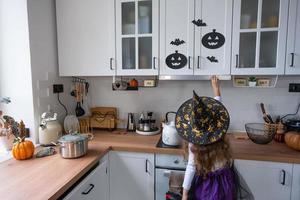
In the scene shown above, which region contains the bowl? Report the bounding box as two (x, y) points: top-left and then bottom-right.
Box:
(245, 123), (276, 144)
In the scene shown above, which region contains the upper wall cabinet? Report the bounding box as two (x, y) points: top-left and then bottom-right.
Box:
(115, 0), (159, 76)
(159, 0), (232, 76)
(231, 0), (289, 75)
(159, 0), (195, 76)
(286, 0), (300, 75)
(56, 0), (115, 76)
(194, 0), (233, 75)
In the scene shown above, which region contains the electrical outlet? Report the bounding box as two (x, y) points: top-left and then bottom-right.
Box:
(289, 83), (300, 92)
(53, 84), (64, 93)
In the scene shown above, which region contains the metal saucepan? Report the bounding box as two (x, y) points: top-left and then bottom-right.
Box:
(57, 133), (93, 159)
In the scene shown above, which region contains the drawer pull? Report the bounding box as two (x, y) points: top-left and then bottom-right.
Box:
(290, 53), (295, 67)
(110, 58), (114, 70)
(174, 159), (179, 164)
(82, 184), (95, 195)
(280, 170), (286, 185)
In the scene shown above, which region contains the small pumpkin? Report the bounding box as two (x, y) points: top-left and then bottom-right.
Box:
(284, 131), (300, 151)
(12, 137), (34, 160)
(129, 79), (138, 87)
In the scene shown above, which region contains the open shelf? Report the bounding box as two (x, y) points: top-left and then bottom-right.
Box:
(232, 75), (279, 88)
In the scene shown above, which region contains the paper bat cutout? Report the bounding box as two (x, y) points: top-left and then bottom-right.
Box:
(192, 19), (207, 27)
(207, 56), (218, 63)
(170, 38), (185, 46)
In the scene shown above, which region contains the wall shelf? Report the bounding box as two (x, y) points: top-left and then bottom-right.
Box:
(232, 75), (279, 88)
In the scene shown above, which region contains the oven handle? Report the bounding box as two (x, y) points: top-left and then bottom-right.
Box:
(163, 170), (171, 177)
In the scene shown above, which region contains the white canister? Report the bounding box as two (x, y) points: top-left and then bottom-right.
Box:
(39, 120), (62, 145)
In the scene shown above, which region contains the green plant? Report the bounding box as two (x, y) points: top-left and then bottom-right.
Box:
(248, 76), (257, 82)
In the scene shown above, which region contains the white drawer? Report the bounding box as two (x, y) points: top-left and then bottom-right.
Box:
(155, 154), (186, 169)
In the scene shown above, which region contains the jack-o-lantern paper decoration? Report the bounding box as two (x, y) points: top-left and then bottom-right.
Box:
(202, 29), (225, 49)
(166, 50), (187, 69)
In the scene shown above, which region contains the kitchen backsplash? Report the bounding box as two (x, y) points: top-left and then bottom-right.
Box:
(89, 76), (300, 132)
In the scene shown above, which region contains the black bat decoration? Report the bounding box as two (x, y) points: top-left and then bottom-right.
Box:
(170, 38), (185, 46)
(192, 19), (207, 27)
(207, 56), (218, 63)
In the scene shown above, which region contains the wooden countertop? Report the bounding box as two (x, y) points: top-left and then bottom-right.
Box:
(0, 130), (300, 200)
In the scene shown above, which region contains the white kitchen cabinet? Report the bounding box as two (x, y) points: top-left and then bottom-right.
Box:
(291, 164), (300, 200)
(109, 151), (154, 200)
(159, 0), (195, 75)
(194, 0), (232, 75)
(56, 0), (115, 76)
(231, 0), (289, 75)
(235, 159), (293, 200)
(115, 0), (159, 76)
(285, 0), (300, 75)
(160, 0), (232, 76)
(64, 154), (109, 200)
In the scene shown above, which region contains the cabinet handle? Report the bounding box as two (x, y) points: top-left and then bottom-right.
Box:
(82, 184), (95, 195)
(235, 54), (239, 68)
(280, 170), (286, 185)
(110, 58), (114, 70)
(153, 57), (157, 70)
(290, 53), (295, 67)
(163, 170), (171, 177)
(188, 56), (192, 69)
(197, 56), (200, 69)
(145, 159), (149, 174)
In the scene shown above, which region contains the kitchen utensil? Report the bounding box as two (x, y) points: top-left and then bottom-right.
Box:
(112, 81), (128, 90)
(75, 83), (85, 117)
(245, 123), (276, 144)
(162, 112), (181, 146)
(260, 103), (274, 123)
(281, 104), (300, 132)
(64, 115), (80, 133)
(57, 133), (92, 158)
(127, 113), (135, 131)
(39, 112), (62, 145)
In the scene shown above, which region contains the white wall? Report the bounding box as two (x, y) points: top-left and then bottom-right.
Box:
(89, 76), (300, 132)
(0, 0), (35, 137)
(27, 0), (75, 143)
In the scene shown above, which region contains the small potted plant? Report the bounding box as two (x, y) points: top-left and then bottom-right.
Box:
(248, 76), (257, 87)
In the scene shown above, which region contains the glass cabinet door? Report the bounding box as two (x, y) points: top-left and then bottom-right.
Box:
(116, 0), (158, 75)
(232, 0), (288, 75)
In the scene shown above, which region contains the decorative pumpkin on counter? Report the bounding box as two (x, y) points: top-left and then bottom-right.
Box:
(129, 78), (138, 87)
(165, 50), (187, 69)
(202, 29), (225, 49)
(284, 131), (300, 151)
(12, 137), (34, 160)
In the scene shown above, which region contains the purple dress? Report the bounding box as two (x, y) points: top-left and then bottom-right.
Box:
(192, 167), (236, 200)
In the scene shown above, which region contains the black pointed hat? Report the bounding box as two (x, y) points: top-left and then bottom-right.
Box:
(175, 91), (230, 145)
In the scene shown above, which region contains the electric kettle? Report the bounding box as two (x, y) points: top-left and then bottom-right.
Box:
(162, 112), (181, 146)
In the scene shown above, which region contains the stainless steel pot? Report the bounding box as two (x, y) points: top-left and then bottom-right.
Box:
(57, 134), (92, 159)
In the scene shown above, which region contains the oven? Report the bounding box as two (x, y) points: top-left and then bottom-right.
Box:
(155, 154), (187, 200)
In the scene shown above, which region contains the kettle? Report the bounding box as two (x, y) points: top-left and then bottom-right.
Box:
(39, 112), (62, 145)
(162, 112), (181, 146)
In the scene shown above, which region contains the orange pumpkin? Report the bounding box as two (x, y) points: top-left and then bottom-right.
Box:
(285, 131), (300, 151)
(12, 139), (34, 160)
(129, 79), (138, 87)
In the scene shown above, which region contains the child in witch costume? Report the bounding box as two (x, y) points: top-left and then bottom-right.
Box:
(176, 76), (235, 200)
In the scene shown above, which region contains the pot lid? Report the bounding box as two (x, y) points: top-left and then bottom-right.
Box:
(58, 134), (87, 143)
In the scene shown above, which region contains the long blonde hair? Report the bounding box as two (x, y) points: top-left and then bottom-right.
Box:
(184, 138), (232, 177)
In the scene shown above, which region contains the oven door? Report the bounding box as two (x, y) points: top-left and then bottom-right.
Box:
(155, 168), (185, 200)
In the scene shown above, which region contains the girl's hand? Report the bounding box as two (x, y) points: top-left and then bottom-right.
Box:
(211, 75), (221, 97)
